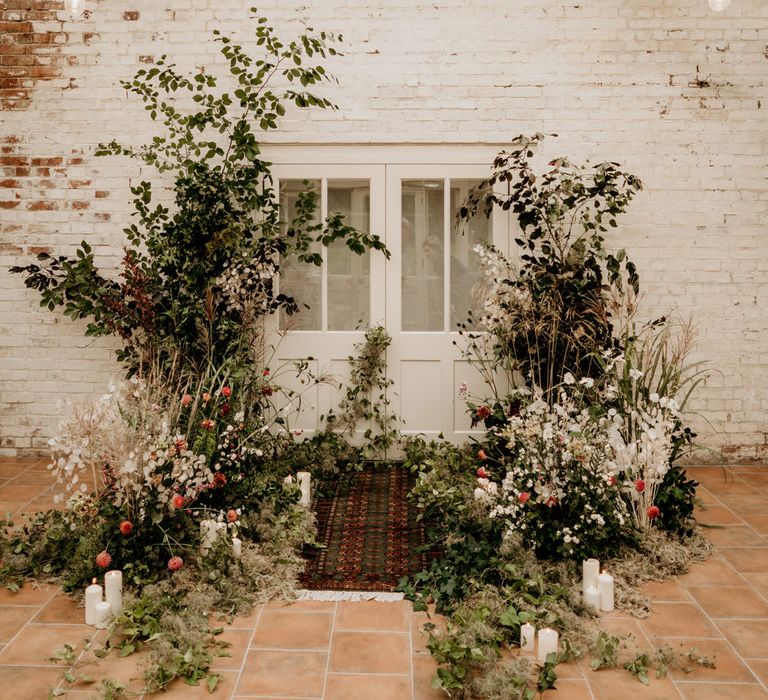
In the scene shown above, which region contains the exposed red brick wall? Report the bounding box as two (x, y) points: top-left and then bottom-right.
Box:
(0, 0), (66, 111)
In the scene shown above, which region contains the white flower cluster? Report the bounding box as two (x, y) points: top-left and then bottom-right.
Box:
(216, 252), (279, 314)
(48, 379), (212, 519)
(605, 373), (681, 529)
(473, 244), (533, 335)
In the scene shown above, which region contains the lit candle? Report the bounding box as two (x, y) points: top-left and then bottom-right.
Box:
(104, 570), (122, 615)
(94, 600), (111, 629)
(85, 577), (102, 626)
(584, 585), (600, 612)
(537, 627), (558, 665)
(297, 471), (311, 507)
(520, 622), (535, 653)
(582, 558), (600, 597)
(598, 570), (614, 612)
(232, 537), (242, 558)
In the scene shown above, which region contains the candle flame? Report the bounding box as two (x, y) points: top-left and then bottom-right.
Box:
(92, 577), (97, 584)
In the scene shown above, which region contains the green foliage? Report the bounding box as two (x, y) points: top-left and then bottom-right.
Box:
(325, 325), (401, 458)
(458, 133), (643, 394)
(11, 9), (387, 376)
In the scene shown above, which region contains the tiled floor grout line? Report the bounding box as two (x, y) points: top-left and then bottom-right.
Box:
(408, 603), (415, 700)
(319, 600), (337, 699)
(690, 492), (768, 695)
(232, 602), (265, 699)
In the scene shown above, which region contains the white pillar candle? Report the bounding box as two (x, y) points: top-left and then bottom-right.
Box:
(297, 471), (311, 507)
(232, 537), (242, 558)
(520, 622), (535, 653)
(104, 570), (123, 615)
(598, 570), (615, 612)
(584, 585), (600, 612)
(537, 628), (558, 665)
(85, 578), (102, 626)
(582, 558), (600, 596)
(94, 600), (112, 629)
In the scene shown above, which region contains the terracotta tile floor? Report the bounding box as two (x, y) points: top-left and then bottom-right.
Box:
(2, 459), (768, 698)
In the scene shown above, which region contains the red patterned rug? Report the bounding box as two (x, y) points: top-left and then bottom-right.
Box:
(300, 464), (427, 591)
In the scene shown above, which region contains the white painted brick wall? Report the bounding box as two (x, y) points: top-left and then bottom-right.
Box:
(1, 0), (767, 460)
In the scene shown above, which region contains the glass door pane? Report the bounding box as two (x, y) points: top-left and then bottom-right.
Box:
(450, 179), (491, 330)
(327, 180), (370, 330)
(401, 180), (444, 331)
(279, 179), (322, 331)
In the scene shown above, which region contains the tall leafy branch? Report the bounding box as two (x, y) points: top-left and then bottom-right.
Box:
(12, 8), (388, 375)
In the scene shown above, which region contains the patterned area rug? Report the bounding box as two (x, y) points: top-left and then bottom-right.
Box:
(300, 465), (428, 591)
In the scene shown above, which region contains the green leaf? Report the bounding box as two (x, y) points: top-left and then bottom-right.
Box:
(207, 674), (219, 693)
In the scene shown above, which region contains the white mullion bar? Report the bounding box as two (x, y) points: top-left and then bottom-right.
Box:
(443, 178), (451, 333)
(321, 177), (328, 332)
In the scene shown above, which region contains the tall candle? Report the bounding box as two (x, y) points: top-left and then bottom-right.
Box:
(598, 570), (615, 612)
(537, 627), (559, 665)
(104, 570), (122, 615)
(297, 471), (311, 507)
(584, 585), (600, 612)
(520, 622), (535, 653)
(232, 537), (242, 558)
(94, 600), (112, 629)
(582, 558), (600, 596)
(85, 578), (102, 626)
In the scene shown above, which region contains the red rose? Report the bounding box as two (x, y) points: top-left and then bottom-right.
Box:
(476, 406), (491, 419)
(477, 467), (489, 479)
(647, 505), (660, 520)
(220, 386), (232, 398)
(635, 479), (645, 493)
(226, 509), (238, 523)
(119, 520), (133, 536)
(96, 551), (112, 568)
(220, 404), (231, 417)
(171, 494), (185, 509)
(168, 556), (184, 572)
(518, 492), (531, 504)
(478, 449), (487, 461)
(263, 369), (270, 377)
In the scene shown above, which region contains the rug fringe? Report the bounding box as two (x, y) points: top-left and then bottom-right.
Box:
(295, 589), (405, 602)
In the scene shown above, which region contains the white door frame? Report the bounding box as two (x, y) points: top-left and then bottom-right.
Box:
(264, 146), (512, 444)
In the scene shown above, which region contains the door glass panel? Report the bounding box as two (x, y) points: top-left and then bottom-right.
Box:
(401, 180), (444, 331)
(450, 180), (491, 330)
(327, 180), (370, 330)
(279, 179), (322, 331)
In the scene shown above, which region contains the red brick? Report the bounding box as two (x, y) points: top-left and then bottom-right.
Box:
(27, 200), (57, 211)
(0, 200), (20, 209)
(123, 11), (140, 21)
(70, 200), (89, 210)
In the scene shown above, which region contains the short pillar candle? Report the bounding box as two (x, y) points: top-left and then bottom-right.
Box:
(520, 623), (535, 653)
(94, 600), (112, 629)
(85, 578), (102, 626)
(598, 570), (614, 612)
(537, 627), (558, 665)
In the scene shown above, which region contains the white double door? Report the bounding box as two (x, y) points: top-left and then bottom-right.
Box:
(270, 156), (510, 448)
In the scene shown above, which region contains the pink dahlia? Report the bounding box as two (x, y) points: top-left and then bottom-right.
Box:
(518, 492), (531, 504)
(647, 505), (661, 520)
(167, 556), (184, 572)
(96, 550), (112, 568)
(119, 520), (133, 536)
